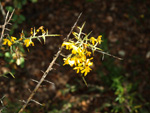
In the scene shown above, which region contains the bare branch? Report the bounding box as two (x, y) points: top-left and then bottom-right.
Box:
(19, 100), (26, 104)
(18, 13), (82, 113)
(5, 28), (10, 31)
(28, 88), (32, 93)
(44, 79), (55, 85)
(0, 2), (6, 18)
(30, 99), (43, 106)
(0, 95), (6, 112)
(30, 79), (39, 83)
(60, 53), (67, 57)
(54, 63), (60, 66)
(0, 10), (15, 45)
(0, 95), (5, 106)
(7, 10), (15, 23)
(95, 49), (123, 60)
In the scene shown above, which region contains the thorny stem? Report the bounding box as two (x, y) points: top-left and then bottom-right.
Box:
(0, 2), (6, 19)
(0, 10), (15, 45)
(18, 13), (82, 113)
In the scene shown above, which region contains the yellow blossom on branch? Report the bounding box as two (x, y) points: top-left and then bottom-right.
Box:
(63, 57), (75, 67)
(19, 38), (23, 41)
(90, 37), (97, 45)
(73, 66), (83, 73)
(24, 39), (34, 47)
(81, 66), (92, 76)
(11, 36), (17, 42)
(62, 42), (74, 50)
(62, 23), (103, 78)
(30, 28), (33, 36)
(86, 50), (91, 56)
(3, 39), (12, 46)
(85, 58), (93, 67)
(97, 35), (102, 44)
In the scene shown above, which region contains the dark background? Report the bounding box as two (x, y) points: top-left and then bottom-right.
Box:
(0, 0), (150, 113)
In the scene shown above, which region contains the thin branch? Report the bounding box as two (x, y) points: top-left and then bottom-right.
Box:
(18, 12), (82, 113)
(30, 79), (39, 83)
(44, 79), (55, 85)
(0, 95), (5, 106)
(19, 100), (26, 104)
(0, 10), (15, 45)
(30, 99), (43, 106)
(0, 95), (6, 112)
(0, 2), (6, 18)
(96, 49), (123, 60)
(0, 11), (9, 43)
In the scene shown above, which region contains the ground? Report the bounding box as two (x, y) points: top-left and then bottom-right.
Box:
(0, 0), (150, 113)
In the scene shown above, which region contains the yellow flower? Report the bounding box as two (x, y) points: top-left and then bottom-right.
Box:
(63, 58), (69, 65)
(31, 28), (33, 36)
(90, 37), (97, 45)
(11, 36), (17, 42)
(36, 29), (40, 33)
(20, 32), (24, 38)
(74, 56), (83, 64)
(81, 66), (92, 76)
(24, 39), (34, 47)
(41, 29), (45, 33)
(19, 37), (23, 41)
(85, 58), (93, 66)
(97, 35), (102, 44)
(3, 39), (12, 46)
(71, 45), (79, 54)
(39, 26), (44, 30)
(68, 60), (75, 67)
(86, 50), (91, 56)
(71, 46), (83, 56)
(63, 57), (75, 67)
(62, 42), (74, 50)
(73, 66), (83, 73)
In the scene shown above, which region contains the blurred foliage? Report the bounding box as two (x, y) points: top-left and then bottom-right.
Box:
(0, 97), (22, 113)
(5, 0), (38, 35)
(0, 1), (149, 113)
(85, 0), (94, 2)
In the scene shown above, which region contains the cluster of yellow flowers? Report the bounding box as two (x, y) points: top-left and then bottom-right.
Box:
(62, 23), (102, 76)
(3, 36), (17, 46)
(2, 26), (56, 48)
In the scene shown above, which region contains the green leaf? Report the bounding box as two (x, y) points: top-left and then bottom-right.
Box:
(0, 53), (4, 57)
(22, 0), (27, 5)
(12, 15), (18, 22)
(18, 14), (26, 23)
(30, 0), (38, 3)
(5, 6), (14, 12)
(5, 52), (11, 58)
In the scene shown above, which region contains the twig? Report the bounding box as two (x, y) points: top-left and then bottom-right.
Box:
(18, 12), (82, 113)
(0, 2), (6, 18)
(0, 95), (5, 106)
(0, 10), (15, 45)
(30, 99), (43, 106)
(44, 79), (55, 85)
(0, 95), (6, 112)
(94, 49), (123, 60)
